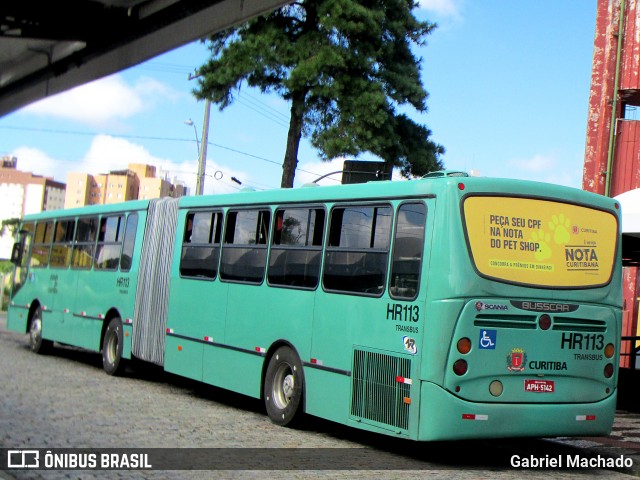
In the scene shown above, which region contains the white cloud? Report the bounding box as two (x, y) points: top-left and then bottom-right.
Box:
(11, 147), (64, 182)
(418, 0), (462, 19)
(24, 76), (142, 125)
(22, 75), (183, 127)
(81, 135), (154, 172)
(10, 135), (252, 197)
(78, 136), (181, 194)
(79, 135), (250, 196)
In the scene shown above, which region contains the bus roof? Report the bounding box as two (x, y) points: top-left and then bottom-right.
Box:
(20, 176), (618, 221)
(22, 199), (151, 221)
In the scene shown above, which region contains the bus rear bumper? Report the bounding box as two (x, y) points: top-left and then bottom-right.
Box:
(418, 381), (616, 441)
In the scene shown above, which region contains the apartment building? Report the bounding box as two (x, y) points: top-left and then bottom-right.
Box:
(64, 163), (185, 208)
(0, 156), (66, 259)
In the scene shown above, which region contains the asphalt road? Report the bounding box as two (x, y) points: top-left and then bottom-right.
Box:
(0, 312), (636, 479)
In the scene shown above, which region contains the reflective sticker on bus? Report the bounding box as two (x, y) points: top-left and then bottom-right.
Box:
(403, 336), (417, 355)
(576, 415), (596, 421)
(462, 414), (488, 420)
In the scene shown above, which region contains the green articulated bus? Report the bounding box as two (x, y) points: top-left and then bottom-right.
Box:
(7, 173), (622, 441)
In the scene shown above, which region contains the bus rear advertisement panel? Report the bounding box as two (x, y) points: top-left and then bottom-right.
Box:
(6, 175), (622, 442)
(463, 196), (618, 287)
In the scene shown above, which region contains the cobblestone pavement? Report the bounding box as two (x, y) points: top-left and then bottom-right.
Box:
(0, 312), (638, 479)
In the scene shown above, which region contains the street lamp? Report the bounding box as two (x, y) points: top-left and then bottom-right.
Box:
(184, 119), (200, 155)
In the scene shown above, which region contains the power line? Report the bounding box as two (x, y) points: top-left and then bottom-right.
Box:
(236, 97), (289, 128)
(0, 124), (330, 183)
(139, 61), (292, 128)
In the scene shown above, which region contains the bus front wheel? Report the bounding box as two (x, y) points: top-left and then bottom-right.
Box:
(29, 306), (52, 354)
(102, 317), (124, 376)
(264, 346), (304, 426)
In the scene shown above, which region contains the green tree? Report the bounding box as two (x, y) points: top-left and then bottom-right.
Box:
(194, 0), (444, 188)
(0, 260), (12, 275)
(0, 218), (20, 238)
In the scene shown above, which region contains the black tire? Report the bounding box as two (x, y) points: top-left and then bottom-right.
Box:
(264, 346), (304, 426)
(29, 306), (52, 354)
(102, 317), (125, 376)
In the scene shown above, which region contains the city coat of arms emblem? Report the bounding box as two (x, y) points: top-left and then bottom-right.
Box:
(507, 348), (526, 372)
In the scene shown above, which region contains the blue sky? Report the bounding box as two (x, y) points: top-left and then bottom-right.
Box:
(0, 0), (597, 196)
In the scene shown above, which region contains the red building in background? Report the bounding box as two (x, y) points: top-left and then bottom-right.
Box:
(584, 0), (640, 365)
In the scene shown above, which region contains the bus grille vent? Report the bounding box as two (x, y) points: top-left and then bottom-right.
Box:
(552, 317), (606, 332)
(474, 314), (606, 332)
(474, 314), (537, 329)
(351, 348), (411, 432)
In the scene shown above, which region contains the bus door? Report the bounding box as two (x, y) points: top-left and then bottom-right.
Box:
(69, 216), (100, 349)
(166, 210), (225, 382)
(89, 213), (139, 354)
(45, 218), (77, 344)
(208, 208), (271, 395)
(308, 201), (431, 431)
(7, 224), (34, 332)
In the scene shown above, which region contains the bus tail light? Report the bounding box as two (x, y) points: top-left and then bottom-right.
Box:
(457, 337), (471, 354)
(604, 343), (615, 359)
(538, 314), (551, 330)
(453, 359), (468, 376)
(604, 363), (614, 378)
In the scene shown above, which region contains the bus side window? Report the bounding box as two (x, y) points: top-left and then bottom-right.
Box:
(120, 213), (138, 272)
(180, 211), (222, 279)
(323, 204), (392, 295)
(72, 216), (98, 269)
(50, 219), (76, 268)
(389, 202), (426, 300)
(31, 220), (53, 268)
(220, 209), (270, 284)
(268, 207), (325, 289)
(95, 215), (124, 270)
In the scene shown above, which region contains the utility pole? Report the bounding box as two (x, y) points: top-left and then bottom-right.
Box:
(188, 71), (211, 196)
(196, 99), (211, 196)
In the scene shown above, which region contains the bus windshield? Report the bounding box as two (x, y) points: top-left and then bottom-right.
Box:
(463, 196), (618, 288)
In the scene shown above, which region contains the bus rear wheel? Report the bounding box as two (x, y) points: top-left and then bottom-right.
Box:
(29, 306), (52, 354)
(102, 317), (124, 376)
(264, 346), (304, 426)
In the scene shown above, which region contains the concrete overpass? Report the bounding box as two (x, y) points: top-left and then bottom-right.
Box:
(0, 0), (289, 117)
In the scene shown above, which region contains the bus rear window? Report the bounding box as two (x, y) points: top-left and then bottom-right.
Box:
(463, 196), (618, 288)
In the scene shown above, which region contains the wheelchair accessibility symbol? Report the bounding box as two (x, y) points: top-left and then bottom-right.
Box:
(479, 329), (497, 349)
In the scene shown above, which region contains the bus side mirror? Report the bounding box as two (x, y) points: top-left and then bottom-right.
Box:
(10, 242), (22, 266)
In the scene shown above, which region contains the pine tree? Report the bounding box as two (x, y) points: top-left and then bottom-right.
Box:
(194, 0), (444, 187)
